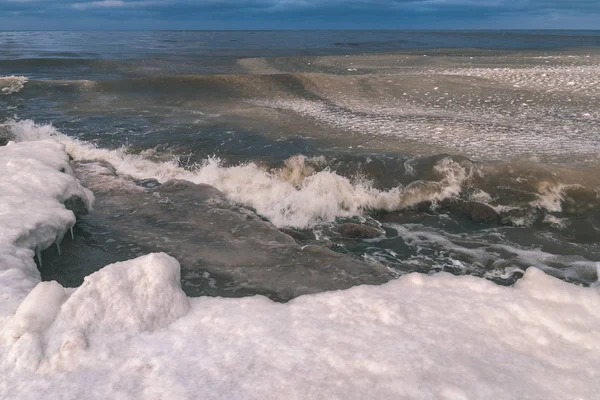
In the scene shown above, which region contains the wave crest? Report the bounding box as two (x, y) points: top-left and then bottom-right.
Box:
(2, 119), (477, 229)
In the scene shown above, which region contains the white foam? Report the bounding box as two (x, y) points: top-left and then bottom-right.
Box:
(1, 140), (600, 398)
(248, 62), (600, 165)
(441, 64), (600, 96)
(0, 76), (28, 95)
(4, 119), (474, 229)
(531, 182), (570, 213)
(387, 222), (600, 283)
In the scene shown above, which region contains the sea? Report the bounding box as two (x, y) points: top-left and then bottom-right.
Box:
(1, 30), (600, 300)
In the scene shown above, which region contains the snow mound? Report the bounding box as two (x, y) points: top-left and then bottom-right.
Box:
(52, 252), (190, 339)
(2, 253), (189, 372)
(9, 281), (66, 339)
(3, 264), (599, 399)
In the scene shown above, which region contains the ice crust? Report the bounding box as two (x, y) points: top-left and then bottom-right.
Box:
(0, 140), (93, 315)
(1, 138), (600, 399)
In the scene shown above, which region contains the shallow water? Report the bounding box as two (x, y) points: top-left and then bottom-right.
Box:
(2, 31), (599, 298)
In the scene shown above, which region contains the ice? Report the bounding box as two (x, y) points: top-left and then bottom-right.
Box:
(442, 65), (600, 95)
(2, 256), (600, 399)
(0, 139), (93, 315)
(49, 252), (189, 340)
(8, 281), (66, 339)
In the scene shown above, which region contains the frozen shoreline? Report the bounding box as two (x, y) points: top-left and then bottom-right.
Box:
(1, 138), (600, 399)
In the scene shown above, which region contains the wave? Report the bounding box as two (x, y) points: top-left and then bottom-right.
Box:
(0, 76), (28, 95)
(3, 119), (479, 229)
(3, 118), (599, 231)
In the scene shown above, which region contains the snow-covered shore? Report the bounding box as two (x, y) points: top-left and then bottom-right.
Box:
(1, 139), (600, 399)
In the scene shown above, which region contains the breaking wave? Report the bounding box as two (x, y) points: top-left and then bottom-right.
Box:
(3, 118), (599, 233)
(3, 119), (479, 229)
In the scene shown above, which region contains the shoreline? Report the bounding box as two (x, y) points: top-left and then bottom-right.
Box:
(1, 138), (600, 399)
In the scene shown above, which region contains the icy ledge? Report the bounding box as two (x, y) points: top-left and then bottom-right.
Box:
(0, 140), (94, 315)
(1, 140), (600, 399)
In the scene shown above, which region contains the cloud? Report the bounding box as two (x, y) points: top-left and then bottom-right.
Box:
(0, 0), (599, 29)
(71, 0), (169, 10)
(72, 1), (125, 9)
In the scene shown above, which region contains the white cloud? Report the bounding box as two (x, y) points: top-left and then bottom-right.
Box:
(73, 0), (124, 9)
(71, 0), (167, 10)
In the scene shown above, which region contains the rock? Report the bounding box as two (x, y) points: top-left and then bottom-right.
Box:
(571, 218), (600, 244)
(461, 201), (500, 225)
(561, 187), (599, 216)
(64, 195), (89, 217)
(134, 178), (161, 189)
(280, 228), (316, 242)
(0, 126), (13, 146)
(70, 167), (392, 302)
(337, 223), (383, 239)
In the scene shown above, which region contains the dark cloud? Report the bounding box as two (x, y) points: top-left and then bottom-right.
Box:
(0, 0), (599, 29)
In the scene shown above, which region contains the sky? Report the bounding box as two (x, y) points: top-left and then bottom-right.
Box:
(0, 0), (599, 30)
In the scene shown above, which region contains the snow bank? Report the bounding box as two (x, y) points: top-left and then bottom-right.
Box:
(0, 140), (93, 315)
(1, 137), (600, 399)
(2, 253), (189, 372)
(1, 261), (600, 399)
(50, 252), (189, 340)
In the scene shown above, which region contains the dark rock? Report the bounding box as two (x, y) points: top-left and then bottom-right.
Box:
(337, 223), (383, 239)
(0, 125), (13, 146)
(561, 187), (599, 216)
(571, 218), (600, 244)
(64, 195), (89, 217)
(462, 201), (500, 225)
(280, 228), (316, 242)
(73, 166), (392, 302)
(439, 197), (464, 210)
(135, 178), (161, 189)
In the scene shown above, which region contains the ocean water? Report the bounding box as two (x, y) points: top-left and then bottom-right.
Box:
(1, 30), (600, 300)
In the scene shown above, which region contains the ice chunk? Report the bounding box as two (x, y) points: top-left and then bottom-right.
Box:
(52, 253), (190, 340)
(7, 281), (66, 339)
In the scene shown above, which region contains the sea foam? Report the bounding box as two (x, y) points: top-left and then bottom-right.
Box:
(0, 76), (27, 95)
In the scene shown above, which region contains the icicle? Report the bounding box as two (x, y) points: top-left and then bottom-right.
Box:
(70, 226), (74, 240)
(35, 248), (43, 268)
(55, 234), (64, 256)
